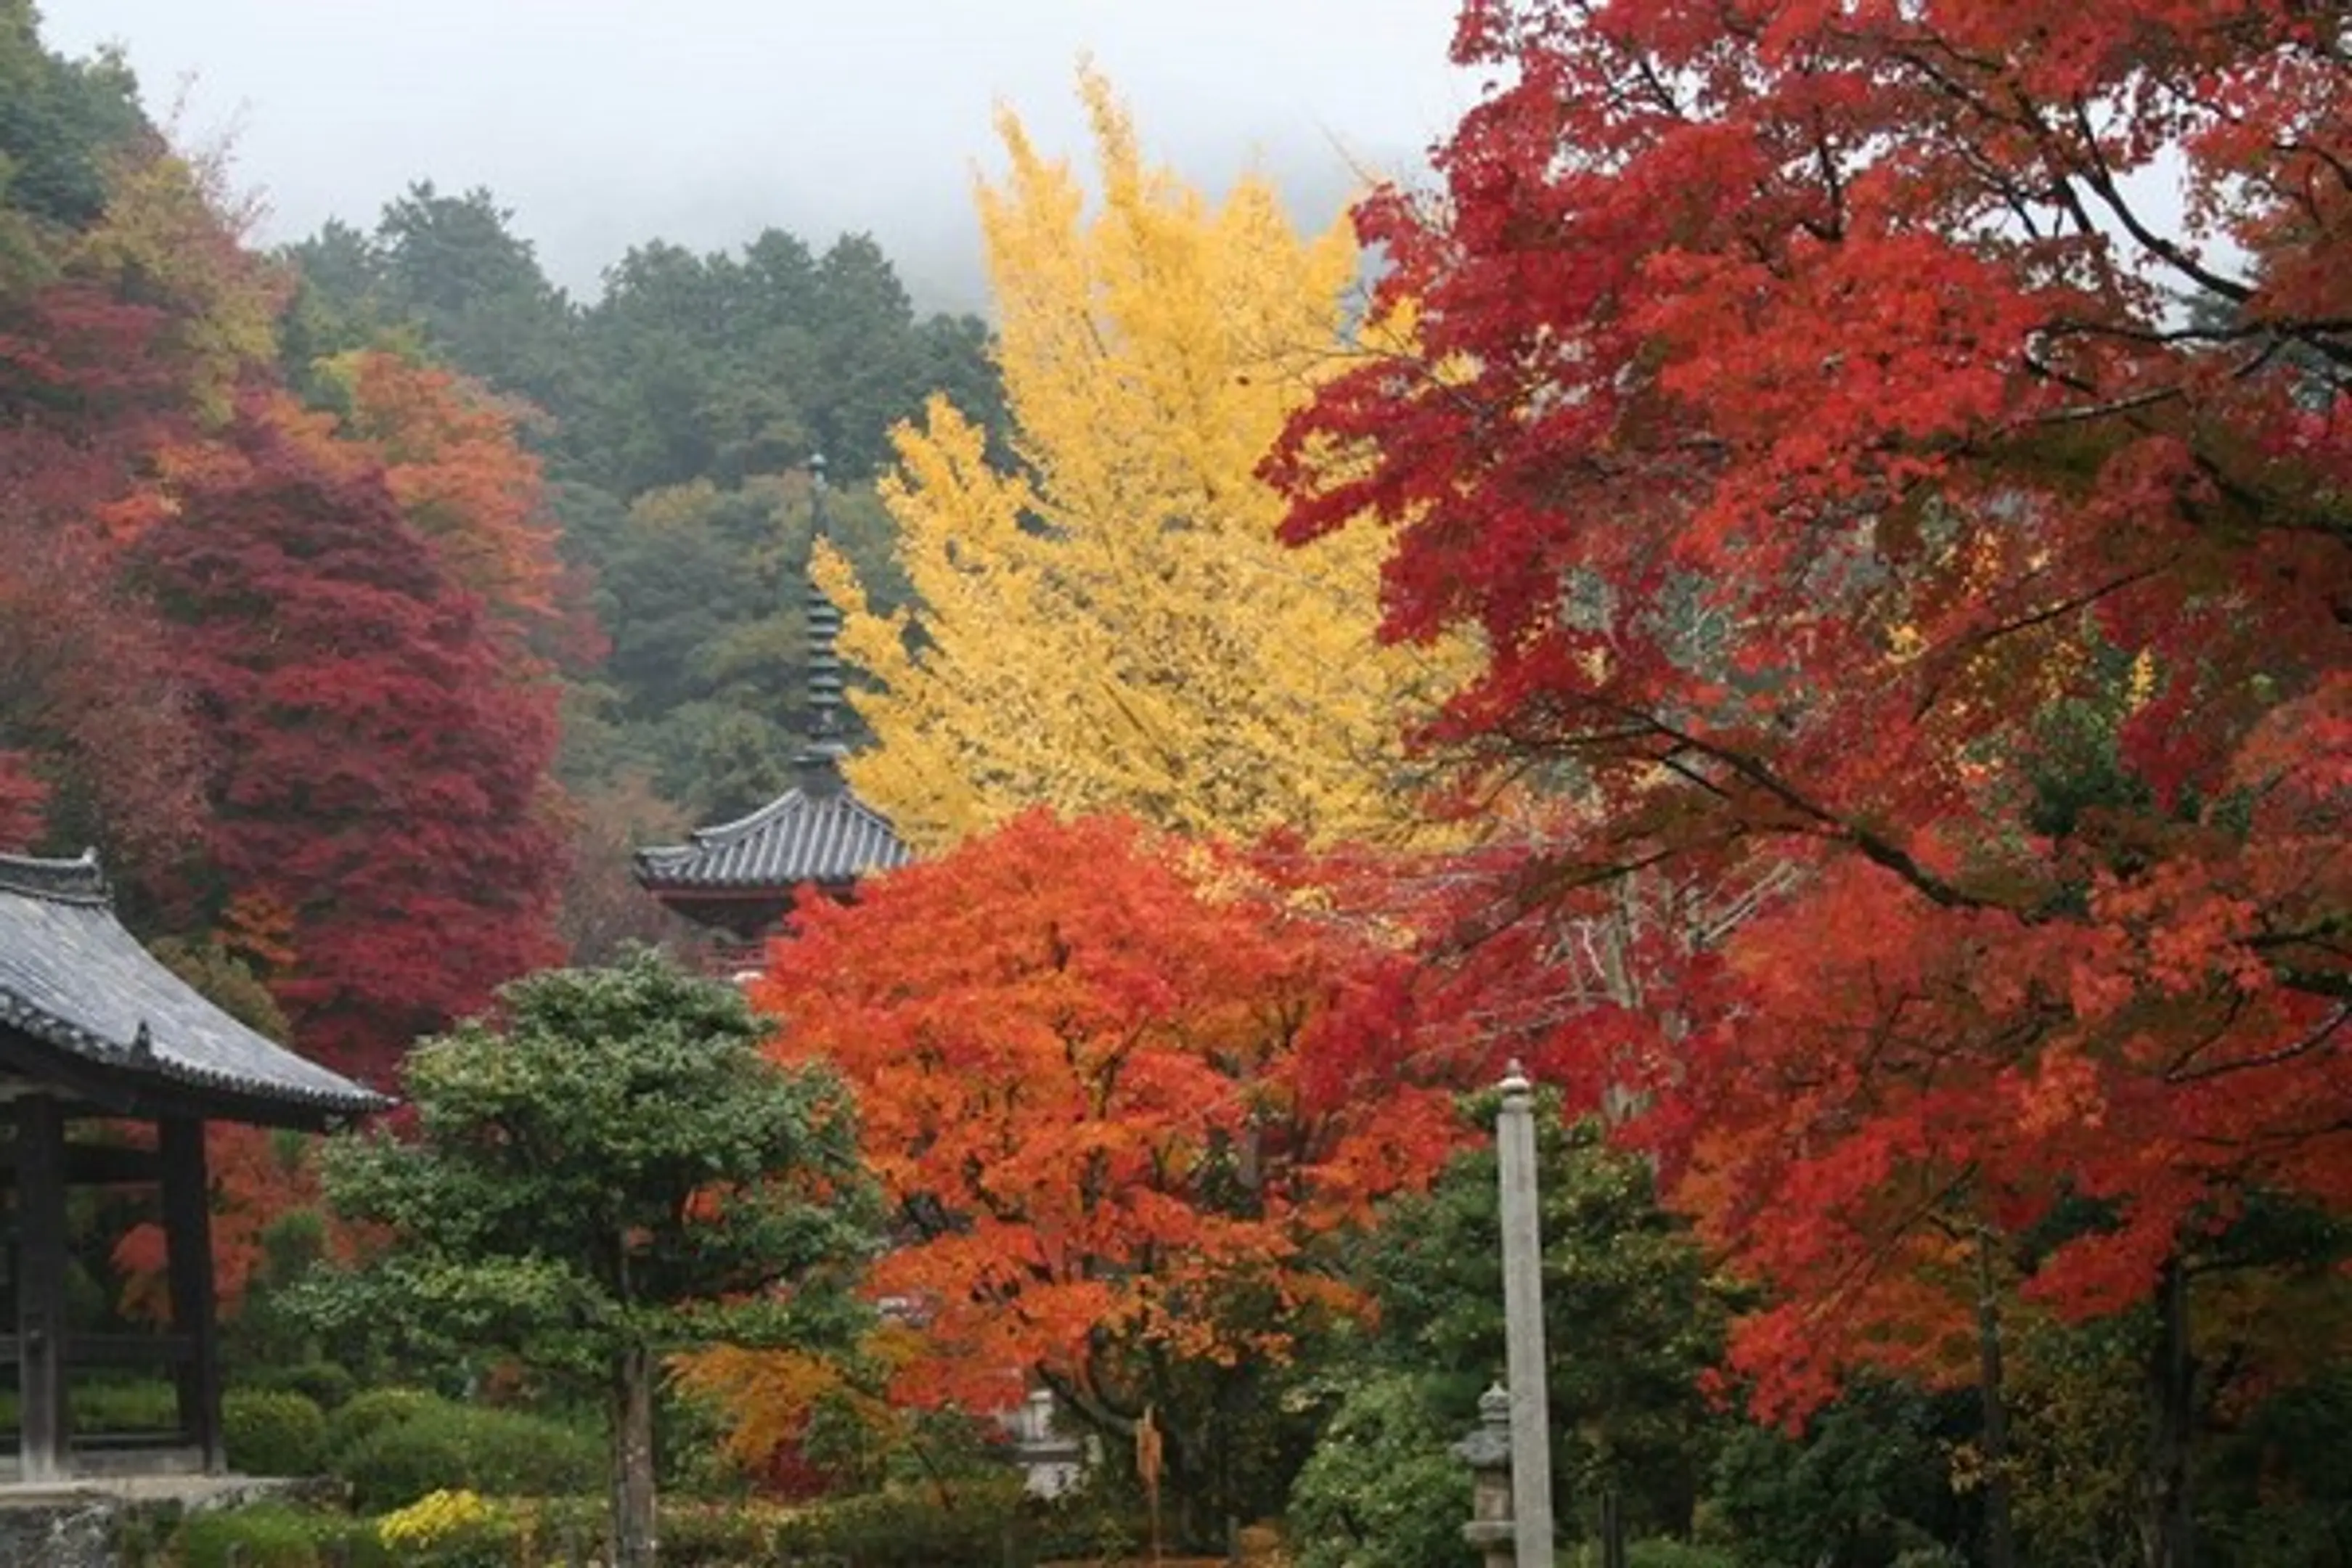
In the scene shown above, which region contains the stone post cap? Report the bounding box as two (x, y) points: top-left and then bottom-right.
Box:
(1453, 1382), (1514, 1469)
(1498, 1059), (1532, 1098)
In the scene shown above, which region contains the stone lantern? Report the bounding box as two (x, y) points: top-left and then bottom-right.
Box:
(1454, 1383), (1516, 1568)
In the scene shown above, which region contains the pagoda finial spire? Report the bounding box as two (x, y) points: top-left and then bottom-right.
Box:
(798, 453), (847, 792)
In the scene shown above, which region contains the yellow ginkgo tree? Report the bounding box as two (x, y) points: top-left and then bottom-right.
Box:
(818, 69), (1458, 852)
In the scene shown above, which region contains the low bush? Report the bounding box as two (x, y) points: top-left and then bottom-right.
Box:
(326, 1387), (438, 1461)
(168, 1503), (389, 1568)
(643, 1498), (804, 1566)
(777, 1475), (1032, 1567)
(337, 1400), (603, 1512)
(250, 1360), (357, 1411)
(74, 1379), (181, 1433)
(224, 1387), (330, 1477)
(1627, 1540), (1742, 1568)
(1887, 1549), (1967, 1568)
(0, 1379), (182, 1434)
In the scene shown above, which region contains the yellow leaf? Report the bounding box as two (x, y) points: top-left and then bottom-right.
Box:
(830, 68), (1470, 851)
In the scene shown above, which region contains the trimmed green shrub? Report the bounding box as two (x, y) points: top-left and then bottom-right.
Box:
(340, 1495), (794, 1568)
(501, 1496), (606, 1562)
(72, 1379), (181, 1432)
(776, 1477), (1031, 1567)
(337, 1401), (602, 1512)
(1887, 1549), (1967, 1568)
(168, 1503), (390, 1568)
(1627, 1541), (1741, 1568)
(250, 1359), (356, 1411)
(325, 1387), (438, 1460)
(168, 1505), (316, 1568)
(648, 1499), (804, 1566)
(224, 1387), (329, 1477)
(0, 1380), (181, 1434)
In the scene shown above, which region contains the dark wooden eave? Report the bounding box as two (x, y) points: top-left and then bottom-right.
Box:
(0, 850), (391, 1129)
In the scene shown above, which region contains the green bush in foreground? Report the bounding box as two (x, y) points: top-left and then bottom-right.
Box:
(325, 1387), (440, 1462)
(224, 1388), (329, 1477)
(168, 1503), (389, 1568)
(249, 1359), (358, 1412)
(0, 1379), (182, 1434)
(171, 1495), (798, 1568)
(775, 1477), (1030, 1567)
(1624, 1540), (1741, 1568)
(336, 1399), (603, 1513)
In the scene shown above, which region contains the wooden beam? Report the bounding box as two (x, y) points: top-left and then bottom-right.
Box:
(16, 1093), (69, 1482)
(0, 1024), (364, 1132)
(0, 1332), (196, 1367)
(0, 1029), (139, 1116)
(160, 1116), (224, 1474)
(0, 1141), (163, 1188)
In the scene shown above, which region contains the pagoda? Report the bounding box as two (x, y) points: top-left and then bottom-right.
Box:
(634, 457), (913, 978)
(0, 849), (391, 1482)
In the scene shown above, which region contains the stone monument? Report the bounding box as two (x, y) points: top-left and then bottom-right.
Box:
(1455, 1382), (1516, 1568)
(1497, 1061), (1556, 1565)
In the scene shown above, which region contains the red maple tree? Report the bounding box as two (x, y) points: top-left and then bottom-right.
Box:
(133, 392), (566, 1082)
(1269, 4), (2348, 1559)
(0, 279), (203, 865)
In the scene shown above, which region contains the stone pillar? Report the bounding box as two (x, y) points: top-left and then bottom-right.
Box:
(1497, 1061), (1555, 1566)
(1455, 1383), (1516, 1568)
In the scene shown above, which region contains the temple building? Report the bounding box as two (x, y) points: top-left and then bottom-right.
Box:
(0, 849), (390, 1482)
(634, 457), (913, 978)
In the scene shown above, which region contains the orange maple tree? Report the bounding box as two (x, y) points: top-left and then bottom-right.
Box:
(749, 811), (1459, 1503)
(317, 348), (577, 650)
(1270, 2), (2348, 1559)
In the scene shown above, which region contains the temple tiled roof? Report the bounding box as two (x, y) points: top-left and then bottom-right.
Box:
(633, 785), (913, 892)
(634, 459), (916, 902)
(0, 850), (392, 1124)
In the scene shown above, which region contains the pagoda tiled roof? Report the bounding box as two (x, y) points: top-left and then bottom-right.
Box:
(633, 783), (913, 892)
(0, 850), (393, 1124)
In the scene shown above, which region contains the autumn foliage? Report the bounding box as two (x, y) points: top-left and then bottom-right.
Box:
(1270, 0), (2352, 1481)
(823, 71), (1458, 851)
(133, 395), (565, 1081)
(0, 14), (579, 1093)
(1, 12), (579, 1329)
(752, 812), (1459, 1429)
(317, 348), (574, 645)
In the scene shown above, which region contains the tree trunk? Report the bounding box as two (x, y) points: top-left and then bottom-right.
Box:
(611, 1343), (659, 1568)
(2140, 1257), (2197, 1568)
(1974, 1231), (2019, 1568)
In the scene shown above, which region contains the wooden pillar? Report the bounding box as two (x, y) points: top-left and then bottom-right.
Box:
(15, 1093), (68, 1482)
(160, 1116), (224, 1472)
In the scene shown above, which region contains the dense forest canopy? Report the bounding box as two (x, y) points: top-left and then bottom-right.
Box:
(0, 0), (1010, 1057)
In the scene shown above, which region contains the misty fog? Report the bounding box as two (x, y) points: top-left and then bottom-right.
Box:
(36, 0), (1479, 310)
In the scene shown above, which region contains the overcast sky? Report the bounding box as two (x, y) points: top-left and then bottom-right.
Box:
(38, 0), (1480, 311)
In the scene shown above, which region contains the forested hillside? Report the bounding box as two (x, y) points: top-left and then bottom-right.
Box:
(279, 179), (1012, 955)
(0, 1), (1001, 1071)
(297, 188), (1013, 827)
